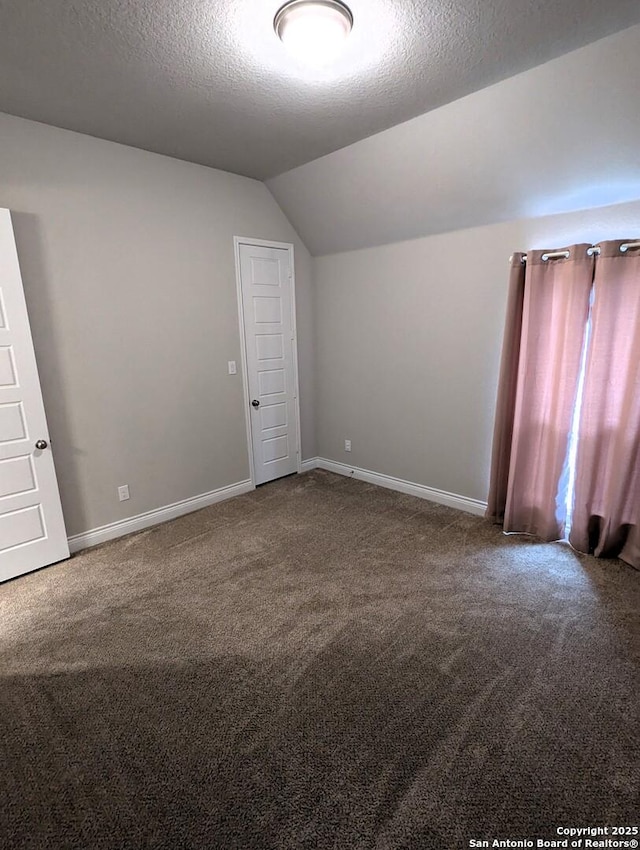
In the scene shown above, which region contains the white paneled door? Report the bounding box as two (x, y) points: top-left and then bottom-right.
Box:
(237, 240), (300, 486)
(0, 209), (69, 582)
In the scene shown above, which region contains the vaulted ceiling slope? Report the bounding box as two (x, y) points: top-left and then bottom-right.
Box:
(1, 1), (639, 180)
(267, 25), (640, 256)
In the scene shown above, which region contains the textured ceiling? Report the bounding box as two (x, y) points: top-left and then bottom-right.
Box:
(267, 25), (640, 255)
(1, 1), (640, 180)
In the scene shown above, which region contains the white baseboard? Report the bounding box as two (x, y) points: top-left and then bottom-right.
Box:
(302, 457), (487, 516)
(69, 460), (485, 554)
(68, 479), (254, 554)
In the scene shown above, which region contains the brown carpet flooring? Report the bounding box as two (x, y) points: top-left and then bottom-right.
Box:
(1, 469), (638, 849)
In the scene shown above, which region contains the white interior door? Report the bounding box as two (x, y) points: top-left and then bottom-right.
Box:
(238, 241), (300, 486)
(0, 209), (69, 582)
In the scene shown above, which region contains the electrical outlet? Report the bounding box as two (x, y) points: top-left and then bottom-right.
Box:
(118, 484), (130, 502)
(228, 360), (237, 375)
(344, 439), (352, 452)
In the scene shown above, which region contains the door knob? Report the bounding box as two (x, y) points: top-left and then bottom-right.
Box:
(35, 439), (48, 450)
(251, 399), (260, 408)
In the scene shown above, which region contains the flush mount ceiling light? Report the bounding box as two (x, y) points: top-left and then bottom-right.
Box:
(274, 0), (354, 67)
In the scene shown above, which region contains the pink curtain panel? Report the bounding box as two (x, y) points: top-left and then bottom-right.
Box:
(487, 241), (640, 570)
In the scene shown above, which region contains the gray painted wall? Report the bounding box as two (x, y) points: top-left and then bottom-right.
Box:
(313, 201), (640, 502)
(268, 24), (640, 256)
(0, 112), (315, 537)
(3, 19), (639, 541)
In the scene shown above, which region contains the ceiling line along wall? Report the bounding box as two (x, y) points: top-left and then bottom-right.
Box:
(267, 24), (640, 256)
(271, 24), (640, 506)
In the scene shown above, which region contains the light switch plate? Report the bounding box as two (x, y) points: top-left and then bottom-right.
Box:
(228, 360), (237, 375)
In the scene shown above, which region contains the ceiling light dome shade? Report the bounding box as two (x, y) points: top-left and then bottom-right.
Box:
(274, 0), (354, 66)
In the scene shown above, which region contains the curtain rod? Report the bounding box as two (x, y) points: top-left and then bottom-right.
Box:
(515, 240), (640, 264)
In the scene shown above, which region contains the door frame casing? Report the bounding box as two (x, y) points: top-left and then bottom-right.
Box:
(233, 236), (302, 488)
